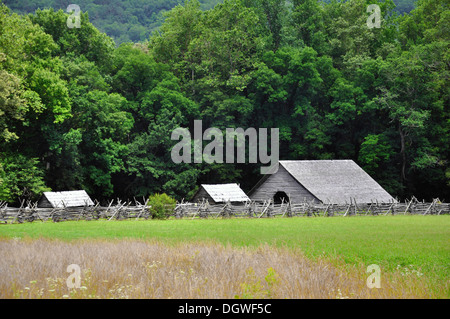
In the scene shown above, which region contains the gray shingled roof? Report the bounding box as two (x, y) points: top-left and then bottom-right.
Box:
(41, 190), (94, 208)
(279, 160), (396, 204)
(201, 183), (250, 203)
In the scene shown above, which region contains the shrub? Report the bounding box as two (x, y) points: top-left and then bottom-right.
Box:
(148, 193), (176, 219)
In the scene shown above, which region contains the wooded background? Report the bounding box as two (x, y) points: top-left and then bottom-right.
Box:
(2, 0), (417, 43)
(0, 0), (449, 205)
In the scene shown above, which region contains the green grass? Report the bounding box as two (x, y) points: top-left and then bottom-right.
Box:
(1, 215), (449, 285)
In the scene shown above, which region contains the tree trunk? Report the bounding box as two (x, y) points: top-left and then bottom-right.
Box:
(398, 125), (407, 182)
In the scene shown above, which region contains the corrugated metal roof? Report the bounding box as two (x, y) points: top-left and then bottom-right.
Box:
(42, 190), (94, 208)
(201, 183), (250, 203)
(279, 160), (396, 204)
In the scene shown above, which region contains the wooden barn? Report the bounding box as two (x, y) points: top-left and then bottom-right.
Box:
(37, 190), (94, 208)
(192, 183), (250, 204)
(249, 160), (396, 204)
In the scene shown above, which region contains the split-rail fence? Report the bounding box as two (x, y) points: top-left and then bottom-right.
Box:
(0, 197), (448, 224)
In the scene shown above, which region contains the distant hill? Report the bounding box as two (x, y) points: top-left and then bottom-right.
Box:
(2, 0), (416, 44)
(2, 0), (222, 44)
(393, 0), (417, 13)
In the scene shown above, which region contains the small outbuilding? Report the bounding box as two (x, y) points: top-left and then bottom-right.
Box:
(37, 190), (94, 208)
(249, 160), (396, 204)
(191, 183), (250, 204)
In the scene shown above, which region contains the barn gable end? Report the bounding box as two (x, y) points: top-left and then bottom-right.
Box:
(248, 164), (318, 204)
(249, 160), (396, 204)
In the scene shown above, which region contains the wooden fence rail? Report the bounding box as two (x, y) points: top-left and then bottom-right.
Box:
(0, 198), (449, 224)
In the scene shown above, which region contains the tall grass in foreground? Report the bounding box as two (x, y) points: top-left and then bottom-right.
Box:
(0, 238), (440, 299)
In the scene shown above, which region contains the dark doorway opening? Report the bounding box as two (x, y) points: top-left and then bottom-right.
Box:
(273, 191), (289, 204)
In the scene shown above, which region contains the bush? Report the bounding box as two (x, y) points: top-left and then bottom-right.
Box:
(148, 193), (176, 219)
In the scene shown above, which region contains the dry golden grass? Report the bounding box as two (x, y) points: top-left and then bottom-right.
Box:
(0, 238), (435, 299)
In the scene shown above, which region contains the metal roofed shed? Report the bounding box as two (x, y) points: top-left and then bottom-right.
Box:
(192, 183), (250, 204)
(249, 160), (396, 205)
(38, 190), (95, 208)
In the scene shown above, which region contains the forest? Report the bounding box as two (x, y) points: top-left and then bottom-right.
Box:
(0, 0), (448, 204)
(2, 1), (417, 44)
(3, 0), (223, 44)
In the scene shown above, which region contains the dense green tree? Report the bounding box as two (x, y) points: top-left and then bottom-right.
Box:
(29, 8), (115, 71)
(0, 153), (50, 203)
(111, 44), (200, 199)
(0, 4), (65, 202)
(0, 69), (28, 142)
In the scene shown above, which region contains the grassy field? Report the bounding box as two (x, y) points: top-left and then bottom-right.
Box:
(1, 215), (449, 298)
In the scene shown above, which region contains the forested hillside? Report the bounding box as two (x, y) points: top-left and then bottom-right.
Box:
(0, 0), (448, 204)
(2, 0), (223, 43)
(3, 0), (416, 44)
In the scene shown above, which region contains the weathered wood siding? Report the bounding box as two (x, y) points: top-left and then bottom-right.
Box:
(192, 187), (215, 204)
(37, 197), (53, 208)
(249, 165), (319, 204)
